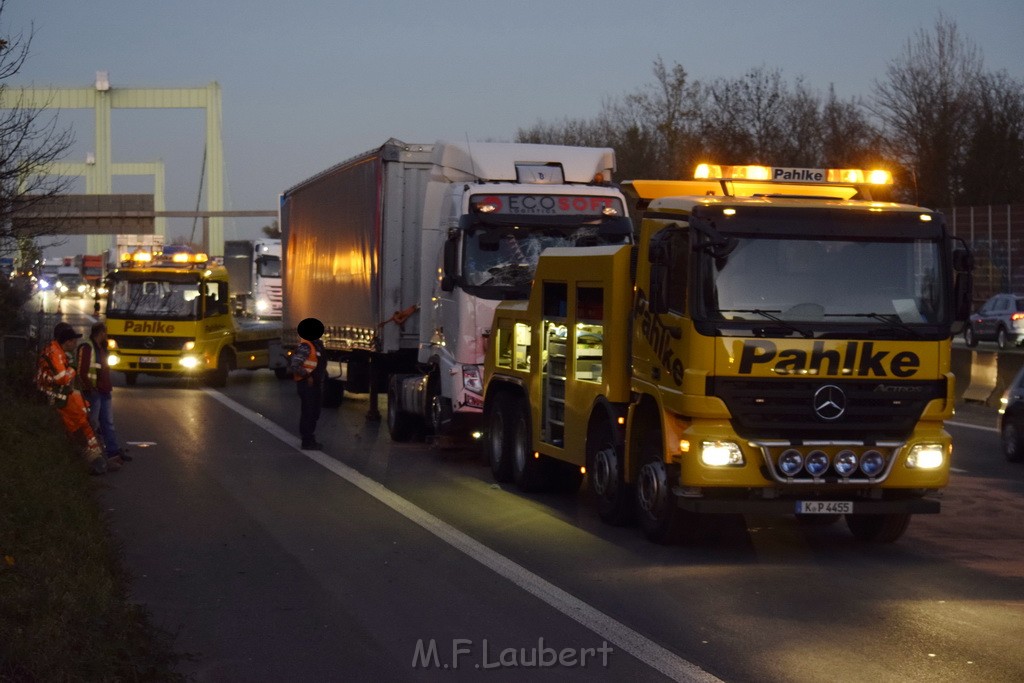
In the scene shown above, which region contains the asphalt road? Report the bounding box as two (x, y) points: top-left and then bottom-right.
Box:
(43, 296), (1024, 682)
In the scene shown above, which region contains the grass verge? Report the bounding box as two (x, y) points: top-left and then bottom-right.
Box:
(0, 357), (184, 681)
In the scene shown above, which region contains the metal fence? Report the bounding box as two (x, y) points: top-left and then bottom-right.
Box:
(946, 204), (1024, 306)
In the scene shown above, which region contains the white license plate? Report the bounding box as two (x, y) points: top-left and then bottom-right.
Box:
(139, 356), (159, 364)
(796, 500), (853, 514)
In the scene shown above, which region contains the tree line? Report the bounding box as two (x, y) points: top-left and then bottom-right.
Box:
(516, 15), (1024, 210)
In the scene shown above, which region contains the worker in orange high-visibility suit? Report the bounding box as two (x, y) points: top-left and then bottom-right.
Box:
(37, 322), (121, 475)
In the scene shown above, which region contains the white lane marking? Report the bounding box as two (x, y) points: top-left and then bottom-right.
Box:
(946, 420), (998, 473)
(204, 389), (721, 683)
(945, 420), (996, 433)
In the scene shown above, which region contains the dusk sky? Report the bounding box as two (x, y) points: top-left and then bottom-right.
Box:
(7, 1), (1024, 257)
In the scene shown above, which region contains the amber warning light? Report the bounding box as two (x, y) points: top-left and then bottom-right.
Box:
(695, 164), (893, 186)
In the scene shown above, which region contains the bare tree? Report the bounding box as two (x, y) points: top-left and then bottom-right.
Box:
(960, 70), (1024, 205)
(870, 13), (982, 206)
(0, 0), (75, 265)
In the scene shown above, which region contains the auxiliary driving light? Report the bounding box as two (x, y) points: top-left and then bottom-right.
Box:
(805, 450), (830, 477)
(860, 450), (886, 477)
(834, 450), (859, 477)
(778, 449), (804, 476)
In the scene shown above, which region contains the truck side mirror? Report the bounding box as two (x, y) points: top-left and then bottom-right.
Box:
(441, 235), (459, 292)
(952, 245), (973, 324)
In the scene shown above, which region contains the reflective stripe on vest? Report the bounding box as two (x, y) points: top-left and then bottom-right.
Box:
(294, 340), (317, 380)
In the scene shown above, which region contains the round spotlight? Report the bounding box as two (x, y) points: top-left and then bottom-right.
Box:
(778, 449), (804, 476)
(834, 450), (858, 477)
(860, 450), (885, 478)
(805, 450), (830, 477)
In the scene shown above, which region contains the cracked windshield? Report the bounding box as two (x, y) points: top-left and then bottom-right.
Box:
(713, 237), (944, 324)
(464, 226), (621, 289)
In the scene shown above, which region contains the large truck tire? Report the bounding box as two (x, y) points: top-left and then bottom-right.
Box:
(386, 376), (417, 442)
(511, 395), (547, 491)
(484, 392), (515, 482)
(206, 349), (232, 388)
(845, 513), (911, 543)
(588, 421), (633, 525)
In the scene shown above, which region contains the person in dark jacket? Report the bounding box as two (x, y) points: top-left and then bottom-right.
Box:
(77, 321), (131, 462)
(289, 317), (327, 450)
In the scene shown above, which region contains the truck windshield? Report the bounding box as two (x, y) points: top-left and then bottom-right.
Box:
(463, 226), (627, 297)
(107, 279), (203, 320)
(257, 255), (281, 278)
(703, 237), (947, 331)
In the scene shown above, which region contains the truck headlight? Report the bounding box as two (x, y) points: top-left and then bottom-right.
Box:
(906, 443), (945, 469)
(107, 353), (120, 367)
(179, 356), (201, 369)
(182, 341), (195, 352)
(462, 365), (483, 395)
(256, 298), (270, 312)
(700, 441), (744, 466)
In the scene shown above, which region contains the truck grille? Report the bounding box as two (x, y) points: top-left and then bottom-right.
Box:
(708, 377), (946, 441)
(110, 335), (191, 352)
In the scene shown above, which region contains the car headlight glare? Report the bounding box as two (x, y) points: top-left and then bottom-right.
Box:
(834, 450), (858, 477)
(778, 449), (804, 476)
(907, 443), (944, 470)
(701, 441), (744, 467)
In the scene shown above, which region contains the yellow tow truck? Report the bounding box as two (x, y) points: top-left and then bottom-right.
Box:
(104, 248), (285, 387)
(483, 164), (973, 544)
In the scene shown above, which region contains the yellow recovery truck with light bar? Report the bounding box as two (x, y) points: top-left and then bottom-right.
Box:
(482, 165), (973, 543)
(104, 248), (285, 387)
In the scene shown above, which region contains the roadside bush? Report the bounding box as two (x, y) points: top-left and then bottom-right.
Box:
(0, 358), (183, 681)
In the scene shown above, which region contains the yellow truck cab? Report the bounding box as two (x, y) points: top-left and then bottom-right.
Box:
(104, 247), (285, 387)
(483, 164), (973, 544)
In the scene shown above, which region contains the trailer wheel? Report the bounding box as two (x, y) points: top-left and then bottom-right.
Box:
(124, 372), (138, 387)
(844, 513), (911, 543)
(511, 395), (546, 491)
(323, 378), (345, 408)
(484, 392), (514, 482)
(587, 421), (633, 525)
(387, 376), (417, 442)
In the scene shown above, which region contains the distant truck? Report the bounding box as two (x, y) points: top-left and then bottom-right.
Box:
(223, 238), (282, 318)
(103, 247), (285, 387)
(77, 254), (105, 294)
(280, 138), (632, 442)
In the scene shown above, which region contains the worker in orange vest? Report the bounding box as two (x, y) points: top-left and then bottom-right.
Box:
(37, 322), (122, 475)
(289, 317), (327, 450)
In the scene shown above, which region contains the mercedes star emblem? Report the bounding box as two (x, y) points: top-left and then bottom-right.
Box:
(813, 384), (846, 420)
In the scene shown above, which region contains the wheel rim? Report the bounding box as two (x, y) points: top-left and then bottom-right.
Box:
(637, 461), (668, 516)
(592, 446), (617, 498)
